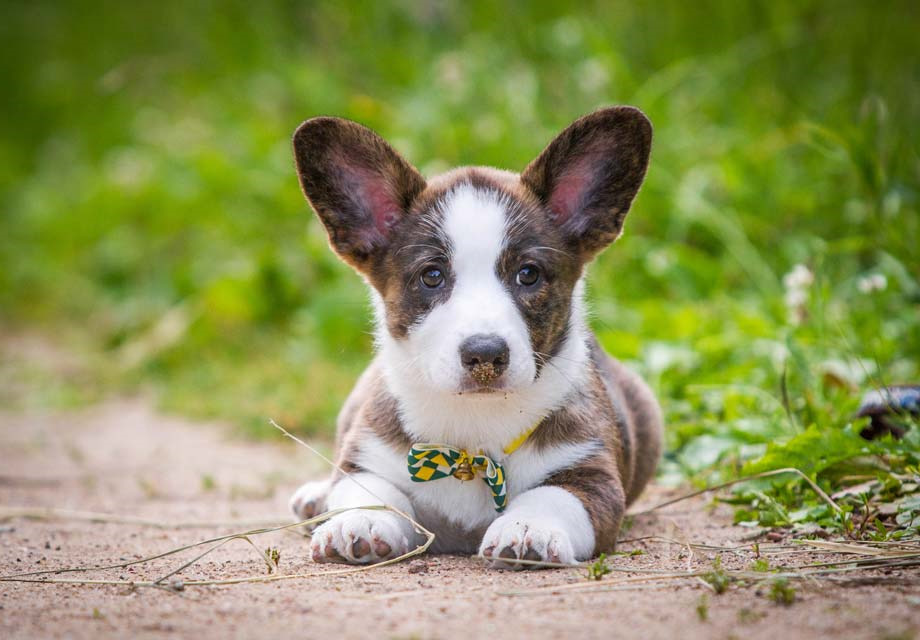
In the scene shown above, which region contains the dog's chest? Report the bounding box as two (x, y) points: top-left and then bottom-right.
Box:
(356, 434), (601, 551)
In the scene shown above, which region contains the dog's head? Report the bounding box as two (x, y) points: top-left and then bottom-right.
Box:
(293, 107), (651, 397)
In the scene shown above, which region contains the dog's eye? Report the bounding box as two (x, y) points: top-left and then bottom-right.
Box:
(516, 264), (540, 287)
(420, 267), (445, 289)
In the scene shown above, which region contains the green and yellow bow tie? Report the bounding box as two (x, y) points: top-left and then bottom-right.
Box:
(406, 420), (543, 513)
(407, 444), (508, 511)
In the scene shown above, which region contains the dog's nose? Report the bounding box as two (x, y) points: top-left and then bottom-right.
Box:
(459, 334), (509, 383)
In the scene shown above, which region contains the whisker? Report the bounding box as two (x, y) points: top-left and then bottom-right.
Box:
(531, 350), (578, 391)
(528, 245), (573, 258)
(534, 350), (583, 365)
(542, 358), (578, 392)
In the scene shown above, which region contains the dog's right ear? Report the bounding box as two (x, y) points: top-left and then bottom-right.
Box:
(292, 117), (426, 271)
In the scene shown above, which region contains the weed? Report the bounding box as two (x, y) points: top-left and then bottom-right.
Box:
(695, 594), (709, 621)
(702, 555), (732, 595)
(870, 517), (890, 542)
(137, 478), (160, 500)
(586, 554), (612, 581)
(750, 557), (771, 572)
(264, 547), (281, 574)
(767, 578), (796, 606)
(200, 474), (217, 492)
(737, 608), (764, 624)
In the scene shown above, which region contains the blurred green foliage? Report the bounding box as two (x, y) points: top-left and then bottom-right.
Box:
(1, 1), (918, 527)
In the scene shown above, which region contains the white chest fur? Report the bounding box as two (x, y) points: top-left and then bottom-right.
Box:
(354, 434), (602, 534)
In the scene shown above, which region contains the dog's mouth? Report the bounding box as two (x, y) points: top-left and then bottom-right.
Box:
(455, 376), (511, 396)
(457, 386), (500, 395)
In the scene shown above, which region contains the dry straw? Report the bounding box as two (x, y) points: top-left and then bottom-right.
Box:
(1, 420), (917, 597)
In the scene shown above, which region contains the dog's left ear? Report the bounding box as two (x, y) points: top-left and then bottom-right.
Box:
(521, 106), (652, 260)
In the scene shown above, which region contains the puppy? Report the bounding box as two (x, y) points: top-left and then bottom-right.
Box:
(289, 106), (662, 568)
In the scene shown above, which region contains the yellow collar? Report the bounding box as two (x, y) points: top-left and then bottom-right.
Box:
(502, 418), (543, 456)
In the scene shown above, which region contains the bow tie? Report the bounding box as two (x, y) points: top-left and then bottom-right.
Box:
(405, 419), (543, 513)
(407, 444), (508, 511)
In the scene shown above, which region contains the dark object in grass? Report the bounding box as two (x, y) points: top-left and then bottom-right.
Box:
(856, 385), (919, 440)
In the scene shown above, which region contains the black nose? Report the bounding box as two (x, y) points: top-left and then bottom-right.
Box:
(459, 334), (510, 379)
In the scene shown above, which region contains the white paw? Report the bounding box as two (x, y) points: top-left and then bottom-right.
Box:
(478, 515), (576, 570)
(289, 479), (331, 522)
(310, 510), (411, 564)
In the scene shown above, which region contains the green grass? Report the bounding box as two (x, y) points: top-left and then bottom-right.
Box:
(1, 1), (917, 536)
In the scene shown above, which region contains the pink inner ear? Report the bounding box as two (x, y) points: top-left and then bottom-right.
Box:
(363, 183), (401, 233)
(343, 160), (402, 236)
(548, 166), (592, 224)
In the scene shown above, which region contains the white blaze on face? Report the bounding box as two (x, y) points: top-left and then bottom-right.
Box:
(375, 183), (590, 452)
(416, 185), (536, 391)
(408, 185), (535, 392)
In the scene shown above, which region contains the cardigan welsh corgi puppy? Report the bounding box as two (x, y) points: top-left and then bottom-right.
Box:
(289, 106), (662, 568)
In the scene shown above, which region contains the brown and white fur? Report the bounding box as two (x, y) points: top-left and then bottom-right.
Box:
(289, 106), (663, 568)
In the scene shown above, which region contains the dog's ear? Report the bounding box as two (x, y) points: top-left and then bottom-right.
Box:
(521, 106), (652, 260)
(292, 117), (426, 270)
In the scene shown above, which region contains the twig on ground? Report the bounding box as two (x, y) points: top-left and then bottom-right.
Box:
(4, 448), (918, 598)
(0, 506), (285, 529)
(497, 553), (920, 597)
(0, 419), (436, 590)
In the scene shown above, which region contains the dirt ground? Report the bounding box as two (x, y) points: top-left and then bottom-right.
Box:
(0, 397), (918, 640)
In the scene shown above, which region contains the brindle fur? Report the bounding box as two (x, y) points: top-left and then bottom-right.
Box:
(293, 106), (662, 555)
(326, 336), (661, 554)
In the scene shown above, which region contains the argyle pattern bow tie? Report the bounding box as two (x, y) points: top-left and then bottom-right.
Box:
(407, 444), (508, 512)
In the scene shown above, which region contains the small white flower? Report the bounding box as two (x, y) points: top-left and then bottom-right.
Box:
(857, 273), (887, 293)
(784, 288), (807, 309)
(782, 263), (813, 326)
(782, 264), (814, 290)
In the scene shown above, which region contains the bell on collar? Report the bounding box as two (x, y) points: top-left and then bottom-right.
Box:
(454, 461), (475, 482)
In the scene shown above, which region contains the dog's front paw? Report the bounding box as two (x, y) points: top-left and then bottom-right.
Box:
(478, 515), (575, 570)
(310, 510), (411, 564)
(289, 479), (331, 522)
